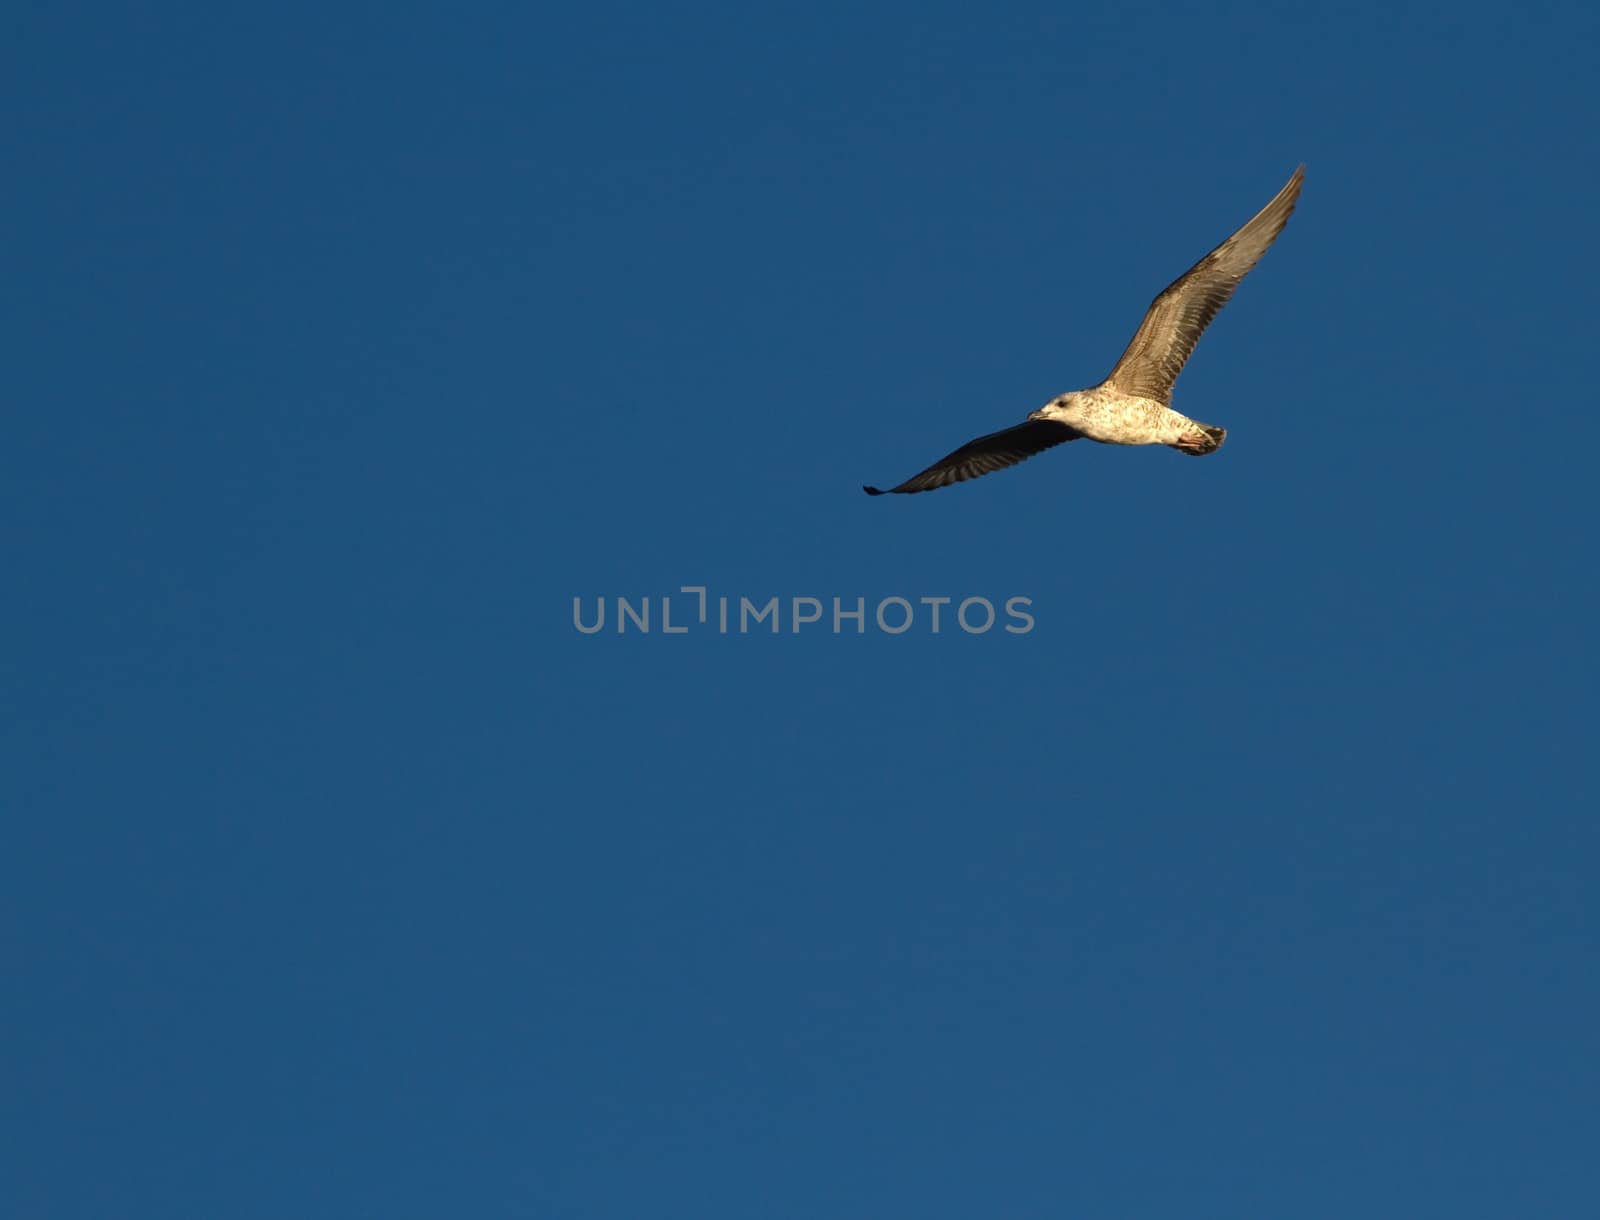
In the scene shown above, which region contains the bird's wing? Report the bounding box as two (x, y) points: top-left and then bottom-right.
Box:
(1104, 165), (1303, 404)
(864, 419), (1082, 495)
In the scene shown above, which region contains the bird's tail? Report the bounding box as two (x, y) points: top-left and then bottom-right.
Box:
(1169, 422), (1227, 457)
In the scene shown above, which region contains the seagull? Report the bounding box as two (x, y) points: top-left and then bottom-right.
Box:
(864, 165), (1304, 496)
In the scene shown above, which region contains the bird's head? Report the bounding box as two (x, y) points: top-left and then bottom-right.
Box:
(1029, 394), (1076, 422)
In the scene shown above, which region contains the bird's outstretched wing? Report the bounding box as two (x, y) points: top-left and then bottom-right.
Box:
(1105, 165), (1304, 404)
(864, 419), (1082, 495)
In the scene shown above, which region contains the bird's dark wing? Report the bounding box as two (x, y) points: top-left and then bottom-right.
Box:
(864, 419), (1082, 495)
(1105, 165), (1303, 404)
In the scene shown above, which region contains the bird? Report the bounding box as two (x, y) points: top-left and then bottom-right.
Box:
(864, 165), (1304, 496)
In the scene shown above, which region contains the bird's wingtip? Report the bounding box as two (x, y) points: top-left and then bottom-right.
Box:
(863, 485), (886, 496)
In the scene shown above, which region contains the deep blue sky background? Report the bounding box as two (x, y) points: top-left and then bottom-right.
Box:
(6, 3), (1597, 1216)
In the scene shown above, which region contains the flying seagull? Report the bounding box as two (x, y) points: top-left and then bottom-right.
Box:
(864, 164), (1304, 496)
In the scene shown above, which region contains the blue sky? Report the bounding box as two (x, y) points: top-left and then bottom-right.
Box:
(5, 2), (1596, 1216)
